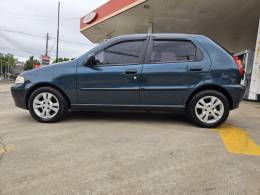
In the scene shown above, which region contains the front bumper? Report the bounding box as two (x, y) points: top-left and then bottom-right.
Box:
(11, 85), (28, 110)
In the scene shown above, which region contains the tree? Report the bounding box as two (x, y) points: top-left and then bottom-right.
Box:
(52, 57), (70, 64)
(0, 53), (16, 68)
(0, 53), (16, 78)
(24, 56), (40, 71)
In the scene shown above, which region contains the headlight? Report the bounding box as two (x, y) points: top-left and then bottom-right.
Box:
(15, 76), (25, 84)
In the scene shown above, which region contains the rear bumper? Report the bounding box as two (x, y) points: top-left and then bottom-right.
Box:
(225, 85), (246, 110)
(11, 85), (28, 110)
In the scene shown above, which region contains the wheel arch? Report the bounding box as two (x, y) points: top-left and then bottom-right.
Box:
(25, 83), (71, 109)
(185, 84), (233, 109)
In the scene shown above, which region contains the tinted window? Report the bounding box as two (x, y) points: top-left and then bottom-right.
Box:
(150, 40), (203, 63)
(95, 41), (144, 65)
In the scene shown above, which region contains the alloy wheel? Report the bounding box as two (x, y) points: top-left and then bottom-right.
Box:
(195, 96), (224, 124)
(33, 92), (60, 119)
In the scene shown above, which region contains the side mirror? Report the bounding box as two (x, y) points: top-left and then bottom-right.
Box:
(85, 54), (96, 66)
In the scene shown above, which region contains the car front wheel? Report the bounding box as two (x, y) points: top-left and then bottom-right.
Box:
(28, 87), (68, 123)
(187, 90), (230, 128)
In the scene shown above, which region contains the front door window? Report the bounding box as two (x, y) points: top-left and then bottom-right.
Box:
(95, 41), (144, 65)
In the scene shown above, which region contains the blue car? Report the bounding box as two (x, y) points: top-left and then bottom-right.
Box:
(11, 34), (245, 128)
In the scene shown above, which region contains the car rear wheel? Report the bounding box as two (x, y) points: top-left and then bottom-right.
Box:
(187, 90), (230, 128)
(28, 87), (68, 123)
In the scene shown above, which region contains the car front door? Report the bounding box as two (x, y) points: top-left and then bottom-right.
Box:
(77, 38), (147, 105)
(140, 36), (211, 106)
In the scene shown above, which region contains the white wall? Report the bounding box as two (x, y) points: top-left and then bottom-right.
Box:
(249, 19), (260, 100)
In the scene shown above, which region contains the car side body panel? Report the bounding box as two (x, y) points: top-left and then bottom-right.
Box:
(187, 35), (245, 109)
(140, 34), (212, 106)
(11, 61), (78, 109)
(76, 35), (149, 105)
(11, 34), (245, 113)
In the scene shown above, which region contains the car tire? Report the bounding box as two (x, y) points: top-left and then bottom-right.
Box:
(186, 90), (230, 128)
(28, 87), (68, 123)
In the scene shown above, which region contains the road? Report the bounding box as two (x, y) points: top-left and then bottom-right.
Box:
(0, 83), (260, 195)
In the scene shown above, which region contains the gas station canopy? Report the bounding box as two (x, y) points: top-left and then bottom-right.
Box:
(80, 0), (260, 101)
(80, 0), (260, 52)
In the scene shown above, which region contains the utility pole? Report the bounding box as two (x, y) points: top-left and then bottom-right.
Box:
(0, 61), (2, 80)
(7, 62), (10, 80)
(56, 1), (60, 62)
(45, 33), (49, 56)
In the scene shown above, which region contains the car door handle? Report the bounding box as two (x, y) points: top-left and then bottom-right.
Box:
(189, 66), (203, 72)
(125, 69), (137, 75)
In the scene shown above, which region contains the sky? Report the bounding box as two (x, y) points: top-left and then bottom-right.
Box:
(0, 0), (109, 61)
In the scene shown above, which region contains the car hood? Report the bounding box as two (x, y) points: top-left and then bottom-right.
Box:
(20, 60), (78, 84)
(21, 60), (77, 77)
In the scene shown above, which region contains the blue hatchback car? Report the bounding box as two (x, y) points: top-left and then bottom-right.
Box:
(11, 34), (245, 128)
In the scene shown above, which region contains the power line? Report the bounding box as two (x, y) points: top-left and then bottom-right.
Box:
(0, 33), (35, 55)
(0, 29), (92, 46)
(0, 33), (87, 56)
(0, 47), (41, 52)
(49, 37), (89, 46)
(0, 45), (80, 55)
(0, 29), (45, 39)
(0, 29), (93, 58)
(0, 12), (80, 20)
(0, 46), (81, 58)
(0, 47), (43, 54)
(49, 40), (56, 53)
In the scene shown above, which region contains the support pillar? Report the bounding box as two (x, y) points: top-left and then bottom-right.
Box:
(249, 19), (260, 101)
(148, 22), (153, 34)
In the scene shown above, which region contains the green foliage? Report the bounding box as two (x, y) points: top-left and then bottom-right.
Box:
(0, 53), (16, 73)
(52, 57), (70, 64)
(0, 53), (16, 67)
(24, 56), (40, 71)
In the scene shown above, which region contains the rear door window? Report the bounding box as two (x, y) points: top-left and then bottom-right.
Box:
(150, 40), (203, 63)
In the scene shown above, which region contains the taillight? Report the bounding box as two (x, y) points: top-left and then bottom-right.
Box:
(233, 56), (244, 77)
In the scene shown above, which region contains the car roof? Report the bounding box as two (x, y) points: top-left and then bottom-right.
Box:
(113, 33), (207, 40)
(92, 33), (209, 54)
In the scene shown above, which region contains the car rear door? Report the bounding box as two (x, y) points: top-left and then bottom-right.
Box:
(77, 37), (148, 105)
(140, 35), (211, 106)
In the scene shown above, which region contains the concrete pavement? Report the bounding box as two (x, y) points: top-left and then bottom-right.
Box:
(0, 81), (12, 93)
(0, 84), (260, 195)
